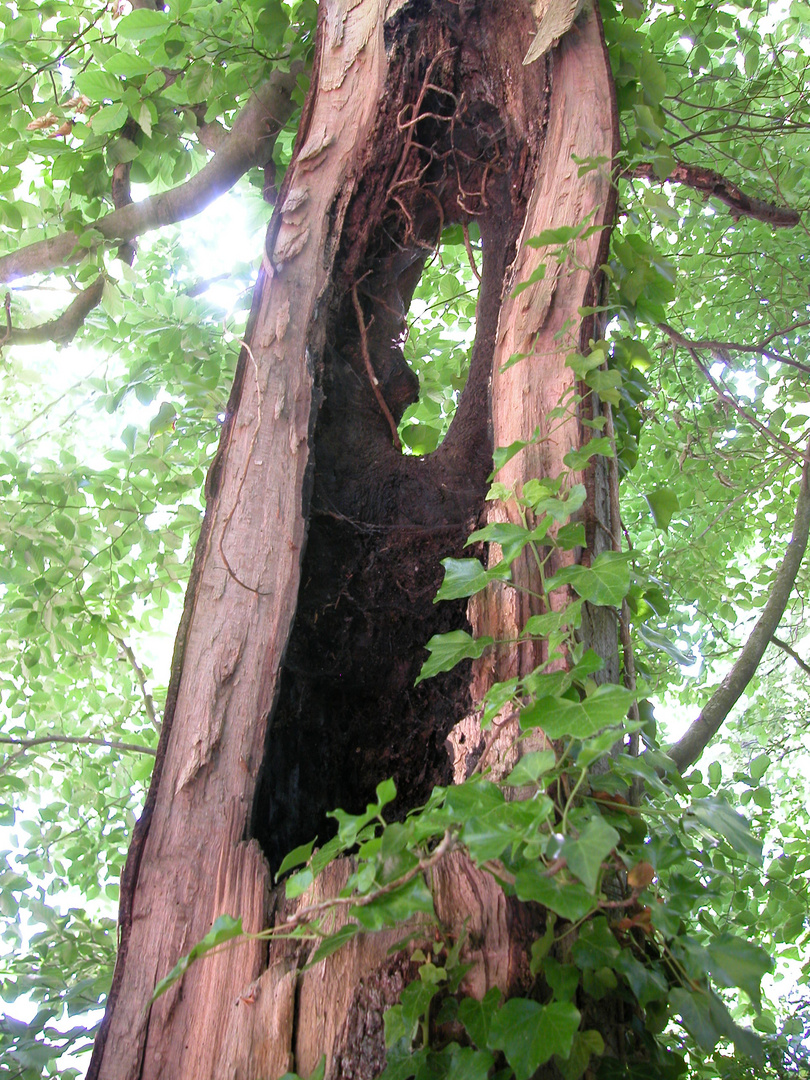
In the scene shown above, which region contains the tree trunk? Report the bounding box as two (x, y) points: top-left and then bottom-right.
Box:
(88, 1), (618, 1077)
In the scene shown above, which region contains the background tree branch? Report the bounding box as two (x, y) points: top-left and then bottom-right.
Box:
(0, 66), (301, 284)
(628, 161), (800, 227)
(3, 274), (105, 345)
(668, 440), (810, 773)
(771, 634), (810, 678)
(0, 734), (157, 774)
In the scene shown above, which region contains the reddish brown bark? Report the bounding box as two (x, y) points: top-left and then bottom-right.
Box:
(89, 1), (619, 1077)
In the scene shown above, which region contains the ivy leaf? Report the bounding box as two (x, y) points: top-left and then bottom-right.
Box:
(563, 816), (620, 893)
(467, 521), (548, 565)
(687, 797), (762, 864)
(560, 1029), (605, 1080)
(488, 999), (581, 1078)
(571, 917), (621, 971)
(275, 839), (316, 880)
(308, 922), (360, 965)
(503, 750), (557, 786)
(458, 987), (502, 1049)
(151, 915), (243, 1001)
(521, 684), (634, 739)
(434, 557), (511, 601)
(415, 630), (494, 684)
(514, 865), (598, 921)
(706, 935), (772, 1009)
(645, 488), (680, 531)
(545, 552), (631, 607)
(563, 437), (614, 470)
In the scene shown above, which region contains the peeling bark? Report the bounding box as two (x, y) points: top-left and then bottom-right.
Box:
(90, 1), (619, 1077)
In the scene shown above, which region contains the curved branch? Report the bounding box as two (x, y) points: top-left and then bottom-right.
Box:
(668, 440), (810, 773)
(626, 161), (800, 227)
(0, 66), (301, 283)
(0, 733), (157, 774)
(771, 634), (810, 678)
(4, 274), (105, 345)
(120, 641), (160, 731)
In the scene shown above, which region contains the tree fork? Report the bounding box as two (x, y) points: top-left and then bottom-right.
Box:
(89, 2), (619, 1078)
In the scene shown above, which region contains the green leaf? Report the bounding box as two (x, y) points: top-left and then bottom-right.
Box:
(706, 935), (772, 1009)
(560, 1029), (604, 1080)
(434, 557), (511, 601)
(687, 797), (762, 864)
(512, 262), (547, 296)
(571, 917), (620, 971)
(563, 437), (614, 470)
(75, 70), (123, 101)
(151, 915), (243, 1000)
(276, 839), (315, 880)
(521, 684), (633, 739)
(563, 816), (620, 893)
(415, 630), (493, 684)
(309, 922), (360, 965)
(91, 102), (128, 135)
(645, 488), (680, 531)
(637, 625), (696, 666)
(503, 750), (557, 786)
(488, 999), (581, 1079)
(514, 865), (598, 921)
(102, 51), (155, 78)
(545, 552), (631, 607)
(466, 521), (539, 565)
(458, 987), (502, 1049)
(116, 8), (172, 39)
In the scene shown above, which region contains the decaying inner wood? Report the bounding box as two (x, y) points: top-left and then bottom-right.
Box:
(252, 0), (550, 872)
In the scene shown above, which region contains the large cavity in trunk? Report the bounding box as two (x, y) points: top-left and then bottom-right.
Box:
(251, 1), (547, 874)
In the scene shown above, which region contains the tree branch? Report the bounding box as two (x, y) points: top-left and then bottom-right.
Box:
(0, 67), (301, 283)
(120, 641), (160, 731)
(771, 634), (810, 678)
(627, 161), (800, 227)
(659, 322), (807, 467)
(3, 274), (105, 345)
(668, 440), (810, 773)
(0, 734), (157, 774)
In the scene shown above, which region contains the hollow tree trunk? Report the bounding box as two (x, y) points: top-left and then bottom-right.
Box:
(88, 1), (618, 1078)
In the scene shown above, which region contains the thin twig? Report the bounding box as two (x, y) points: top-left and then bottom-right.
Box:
(0, 734), (156, 774)
(120, 641), (160, 731)
(462, 220), (481, 282)
(281, 830), (457, 929)
(771, 634), (810, 678)
(351, 283), (401, 449)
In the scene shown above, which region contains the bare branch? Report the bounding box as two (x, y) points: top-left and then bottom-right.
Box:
(120, 641), (160, 731)
(626, 161), (800, 228)
(771, 634), (810, 678)
(0, 67), (301, 283)
(0, 733), (157, 773)
(4, 274), (105, 345)
(659, 319), (810, 379)
(668, 440), (810, 773)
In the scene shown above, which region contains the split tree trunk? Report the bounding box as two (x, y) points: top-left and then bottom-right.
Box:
(88, 1), (618, 1077)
